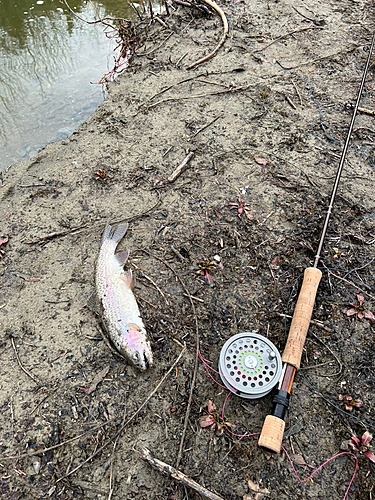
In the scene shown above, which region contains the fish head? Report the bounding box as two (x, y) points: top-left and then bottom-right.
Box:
(123, 324), (153, 371)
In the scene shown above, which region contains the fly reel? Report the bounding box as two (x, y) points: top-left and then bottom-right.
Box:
(218, 332), (282, 399)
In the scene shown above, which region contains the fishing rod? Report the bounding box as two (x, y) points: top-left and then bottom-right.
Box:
(257, 32), (375, 453)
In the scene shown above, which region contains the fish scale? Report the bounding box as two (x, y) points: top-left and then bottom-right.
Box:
(95, 223), (153, 370)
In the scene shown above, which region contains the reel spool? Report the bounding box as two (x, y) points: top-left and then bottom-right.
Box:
(218, 332), (282, 399)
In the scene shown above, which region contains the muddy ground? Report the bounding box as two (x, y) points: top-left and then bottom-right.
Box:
(1, 0), (375, 498)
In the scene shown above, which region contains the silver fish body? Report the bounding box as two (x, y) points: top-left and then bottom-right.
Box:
(95, 223), (153, 370)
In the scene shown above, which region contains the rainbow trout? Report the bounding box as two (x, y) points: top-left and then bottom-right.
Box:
(96, 223), (153, 371)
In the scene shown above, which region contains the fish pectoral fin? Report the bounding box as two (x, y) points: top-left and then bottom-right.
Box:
(86, 291), (101, 315)
(125, 323), (142, 332)
(115, 250), (129, 267)
(120, 269), (135, 288)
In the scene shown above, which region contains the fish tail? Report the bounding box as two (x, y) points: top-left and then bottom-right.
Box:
(102, 223), (129, 246)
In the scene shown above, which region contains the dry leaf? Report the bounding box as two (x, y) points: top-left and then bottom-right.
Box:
(292, 454), (315, 469)
(243, 478), (270, 500)
(78, 366), (110, 395)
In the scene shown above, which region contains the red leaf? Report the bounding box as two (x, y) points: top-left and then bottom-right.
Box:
(207, 400), (216, 413)
(350, 436), (360, 449)
(0, 237), (8, 246)
(365, 310), (375, 323)
(200, 415), (215, 428)
(254, 158), (267, 165)
(362, 431), (373, 445)
(365, 451), (375, 463)
(343, 308), (358, 317)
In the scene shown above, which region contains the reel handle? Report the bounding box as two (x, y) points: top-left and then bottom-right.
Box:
(282, 267), (322, 370)
(258, 267), (322, 453)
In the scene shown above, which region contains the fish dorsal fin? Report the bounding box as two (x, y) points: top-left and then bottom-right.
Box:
(120, 269), (135, 289)
(115, 250), (129, 267)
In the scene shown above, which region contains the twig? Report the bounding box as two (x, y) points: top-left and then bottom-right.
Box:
(262, 25), (322, 50)
(142, 251), (199, 468)
(358, 106), (375, 116)
(163, 146), (173, 157)
(135, 294), (158, 309)
(187, 0), (228, 69)
(175, 52), (188, 66)
(168, 152), (195, 182)
(10, 337), (39, 384)
(60, 0), (121, 28)
(18, 183), (46, 188)
(56, 344), (186, 482)
(183, 293), (204, 302)
(142, 448), (225, 500)
(323, 267), (375, 301)
(138, 73), (206, 110)
(292, 79), (303, 105)
(306, 330), (342, 377)
(27, 224), (91, 243)
(28, 194), (161, 244)
(285, 94), (297, 109)
(277, 313), (333, 332)
(188, 114), (222, 139)
(30, 394), (50, 415)
(148, 85), (250, 110)
(137, 31), (174, 56)
(108, 440), (118, 500)
(127, 0), (143, 20)
(131, 263), (168, 303)
(155, 15), (168, 28)
(291, 5), (323, 24)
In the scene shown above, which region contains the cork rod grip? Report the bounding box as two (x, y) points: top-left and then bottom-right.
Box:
(282, 267), (322, 370)
(258, 415), (285, 453)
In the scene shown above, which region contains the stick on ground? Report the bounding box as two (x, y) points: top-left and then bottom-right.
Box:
(142, 448), (225, 500)
(168, 152), (194, 182)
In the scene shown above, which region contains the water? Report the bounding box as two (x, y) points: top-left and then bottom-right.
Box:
(0, 0), (135, 171)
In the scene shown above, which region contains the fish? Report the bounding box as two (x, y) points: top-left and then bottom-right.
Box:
(95, 223), (153, 371)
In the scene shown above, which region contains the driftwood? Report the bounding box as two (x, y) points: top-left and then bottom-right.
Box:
(142, 448), (225, 500)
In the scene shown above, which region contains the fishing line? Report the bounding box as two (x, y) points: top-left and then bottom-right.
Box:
(197, 350), (358, 500)
(228, 0), (375, 169)
(310, 110), (375, 169)
(282, 270), (375, 430)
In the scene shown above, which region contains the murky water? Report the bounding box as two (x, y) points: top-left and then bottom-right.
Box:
(0, 0), (135, 171)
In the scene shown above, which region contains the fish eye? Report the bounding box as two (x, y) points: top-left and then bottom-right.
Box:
(132, 352), (140, 362)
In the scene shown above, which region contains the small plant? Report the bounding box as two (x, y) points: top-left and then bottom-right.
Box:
(350, 431), (375, 462)
(229, 198), (253, 220)
(343, 295), (375, 323)
(339, 394), (362, 411)
(330, 247), (345, 260)
(0, 237), (8, 257)
(200, 400), (234, 436)
(197, 259), (216, 284)
(95, 169), (106, 180)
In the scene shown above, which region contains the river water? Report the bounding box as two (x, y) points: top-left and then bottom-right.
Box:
(0, 0), (135, 172)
